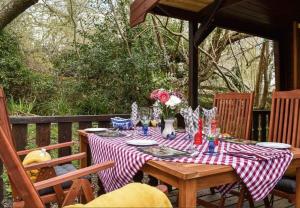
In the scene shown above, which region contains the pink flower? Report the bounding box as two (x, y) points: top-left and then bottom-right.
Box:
(158, 91), (170, 104)
(150, 89), (160, 100)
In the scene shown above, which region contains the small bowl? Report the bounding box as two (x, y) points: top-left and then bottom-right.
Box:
(111, 117), (133, 130)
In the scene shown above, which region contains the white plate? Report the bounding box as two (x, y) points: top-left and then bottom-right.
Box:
(84, 128), (108, 132)
(256, 142), (291, 149)
(126, 139), (158, 146)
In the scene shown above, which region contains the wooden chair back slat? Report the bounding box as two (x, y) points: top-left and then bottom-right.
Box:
(287, 99), (294, 145)
(278, 99), (285, 143)
(269, 90), (300, 148)
(0, 88), (44, 208)
(0, 90), (16, 147)
(213, 92), (254, 140)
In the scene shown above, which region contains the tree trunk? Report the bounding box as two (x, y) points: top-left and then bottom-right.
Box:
(254, 41), (270, 108)
(259, 41), (270, 109)
(254, 41), (266, 107)
(0, 0), (38, 30)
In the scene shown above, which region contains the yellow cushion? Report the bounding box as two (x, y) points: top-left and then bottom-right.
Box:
(65, 183), (172, 208)
(22, 149), (51, 182)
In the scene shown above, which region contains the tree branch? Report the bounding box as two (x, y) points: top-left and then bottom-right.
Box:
(0, 0), (38, 30)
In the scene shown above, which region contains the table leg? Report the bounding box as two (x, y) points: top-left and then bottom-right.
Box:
(80, 134), (88, 168)
(178, 179), (197, 208)
(296, 167), (300, 208)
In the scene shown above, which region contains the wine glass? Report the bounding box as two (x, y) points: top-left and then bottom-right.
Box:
(131, 112), (140, 136)
(140, 108), (150, 136)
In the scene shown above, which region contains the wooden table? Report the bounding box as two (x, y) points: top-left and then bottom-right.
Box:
(78, 130), (300, 208)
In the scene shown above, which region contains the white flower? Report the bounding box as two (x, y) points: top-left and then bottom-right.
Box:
(165, 95), (181, 108)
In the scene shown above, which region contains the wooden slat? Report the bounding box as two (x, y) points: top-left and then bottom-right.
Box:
(58, 122), (72, 157)
(159, 0), (213, 12)
(24, 153), (86, 171)
(252, 111), (259, 140)
(287, 99), (294, 145)
(278, 99), (285, 143)
(17, 141), (74, 156)
(12, 124), (28, 151)
(213, 92), (254, 140)
(36, 123), (51, 147)
(297, 104), (300, 148)
(34, 162), (114, 190)
(260, 111), (268, 142)
(282, 99), (290, 144)
(10, 114), (129, 124)
(273, 98), (280, 142)
(0, 163), (3, 208)
(291, 98), (297, 147)
(79, 121), (92, 130)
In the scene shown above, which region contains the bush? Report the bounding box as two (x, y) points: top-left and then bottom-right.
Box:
(0, 31), (33, 99)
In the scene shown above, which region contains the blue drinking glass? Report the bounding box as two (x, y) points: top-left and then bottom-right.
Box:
(208, 140), (215, 154)
(142, 124), (149, 136)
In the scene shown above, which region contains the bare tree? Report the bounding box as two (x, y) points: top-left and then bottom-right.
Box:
(0, 0), (38, 30)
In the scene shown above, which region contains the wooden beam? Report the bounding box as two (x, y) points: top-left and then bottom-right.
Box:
(130, 0), (159, 27)
(151, 4), (199, 22)
(275, 24), (294, 90)
(188, 21), (199, 109)
(292, 21), (300, 89)
(194, 0), (223, 46)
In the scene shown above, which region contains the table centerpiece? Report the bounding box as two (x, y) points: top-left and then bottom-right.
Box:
(150, 89), (183, 139)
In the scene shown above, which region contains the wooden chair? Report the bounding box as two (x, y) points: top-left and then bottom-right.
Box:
(213, 92), (254, 140)
(235, 90), (300, 207)
(266, 89), (300, 205)
(0, 88), (115, 207)
(201, 92), (254, 208)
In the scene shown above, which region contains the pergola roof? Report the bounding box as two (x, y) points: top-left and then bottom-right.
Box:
(130, 0), (300, 40)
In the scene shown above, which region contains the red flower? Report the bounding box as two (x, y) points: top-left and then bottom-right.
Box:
(158, 91), (170, 104)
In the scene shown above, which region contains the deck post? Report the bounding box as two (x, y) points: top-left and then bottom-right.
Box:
(275, 22), (300, 90)
(292, 21), (300, 89)
(188, 21), (199, 109)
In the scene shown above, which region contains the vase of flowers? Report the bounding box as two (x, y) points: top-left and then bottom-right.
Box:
(150, 89), (182, 139)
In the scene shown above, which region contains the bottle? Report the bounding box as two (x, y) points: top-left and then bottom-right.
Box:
(194, 118), (203, 145)
(211, 112), (218, 135)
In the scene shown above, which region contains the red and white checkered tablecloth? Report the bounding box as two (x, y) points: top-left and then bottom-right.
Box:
(88, 128), (293, 201)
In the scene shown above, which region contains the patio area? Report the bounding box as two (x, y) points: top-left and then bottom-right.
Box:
(0, 0), (300, 208)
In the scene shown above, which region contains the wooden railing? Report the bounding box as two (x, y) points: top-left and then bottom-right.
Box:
(252, 109), (271, 142)
(0, 114), (129, 207)
(0, 111), (270, 206)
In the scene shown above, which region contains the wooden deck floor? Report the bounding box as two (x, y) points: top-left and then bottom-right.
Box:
(168, 189), (294, 208)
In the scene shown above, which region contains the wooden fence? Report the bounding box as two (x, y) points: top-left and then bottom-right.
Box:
(252, 109), (271, 142)
(0, 111), (269, 206)
(0, 114), (129, 207)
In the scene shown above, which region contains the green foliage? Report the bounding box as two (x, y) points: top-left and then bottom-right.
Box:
(7, 97), (35, 115)
(52, 18), (171, 114)
(0, 31), (33, 98)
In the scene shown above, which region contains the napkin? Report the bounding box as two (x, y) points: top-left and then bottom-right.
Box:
(180, 106), (200, 137)
(202, 107), (217, 134)
(131, 102), (138, 122)
(152, 102), (161, 120)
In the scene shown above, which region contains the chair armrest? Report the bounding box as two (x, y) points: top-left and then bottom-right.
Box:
(34, 161), (114, 190)
(24, 153), (86, 171)
(17, 141), (74, 156)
